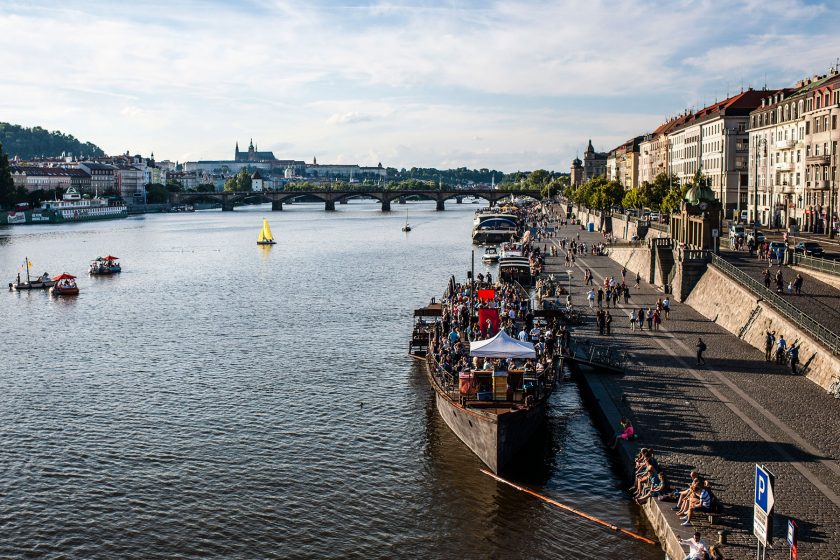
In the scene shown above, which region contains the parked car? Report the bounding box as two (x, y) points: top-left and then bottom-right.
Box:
(747, 230), (766, 244)
(729, 224), (746, 239)
(794, 241), (824, 257)
(649, 212), (661, 222)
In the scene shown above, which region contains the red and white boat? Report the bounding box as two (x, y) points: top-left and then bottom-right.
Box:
(50, 273), (79, 296)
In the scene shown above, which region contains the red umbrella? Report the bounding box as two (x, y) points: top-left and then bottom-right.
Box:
(103, 255), (119, 260)
(52, 273), (77, 281)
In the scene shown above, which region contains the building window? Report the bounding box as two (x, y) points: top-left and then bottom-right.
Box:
(834, 115), (838, 130)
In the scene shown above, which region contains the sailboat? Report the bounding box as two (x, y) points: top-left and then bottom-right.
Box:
(257, 218), (276, 245)
(402, 210), (411, 232)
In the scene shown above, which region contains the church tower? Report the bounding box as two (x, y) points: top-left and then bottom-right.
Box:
(235, 141), (240, 161)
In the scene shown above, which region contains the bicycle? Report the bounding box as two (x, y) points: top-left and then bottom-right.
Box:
(828, 376), (840, 399)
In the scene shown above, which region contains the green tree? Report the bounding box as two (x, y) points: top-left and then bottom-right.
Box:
(224, 169), (253, 192)
(145, 183), (168, 204)
(622, 187), (645, 211)
(0, 142), (15, 209)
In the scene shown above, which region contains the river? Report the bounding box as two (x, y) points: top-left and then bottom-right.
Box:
(0, 201), (660, 559)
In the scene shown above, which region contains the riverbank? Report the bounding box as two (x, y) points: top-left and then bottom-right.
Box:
(542, 213), (840, 559)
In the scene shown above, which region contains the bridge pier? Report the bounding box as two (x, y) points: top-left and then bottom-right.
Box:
(456, 196), (463, 204)
(272, 200), (283, 211)
(436, 199), (445, 211)
(381, 199), (391, 212)
(325, 200), (336, 211)
(398, 196), (406, 204)
(222, 200), (235, 211)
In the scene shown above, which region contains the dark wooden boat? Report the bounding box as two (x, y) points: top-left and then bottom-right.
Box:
(411, 281), (555, 473)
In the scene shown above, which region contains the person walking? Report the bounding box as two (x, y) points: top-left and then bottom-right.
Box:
(605, 311), (613, 335)
(587, 288), (596, 309)
(637, 308), (645, 331)
(634, 271), (641, 288)
(696, 337), (707, 366)
(793, 273), (803, 295)
(662, 296), (671, 320)
(788, 343), (800, 374)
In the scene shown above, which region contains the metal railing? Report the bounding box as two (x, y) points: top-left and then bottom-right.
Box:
(709, 254), (840, 355)
(791, 253), (840, 276)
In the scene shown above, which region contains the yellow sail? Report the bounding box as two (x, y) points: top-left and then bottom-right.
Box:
(259, 218), (274, 243)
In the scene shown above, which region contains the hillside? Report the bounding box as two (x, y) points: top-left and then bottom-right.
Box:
(0, 122), (105, 160)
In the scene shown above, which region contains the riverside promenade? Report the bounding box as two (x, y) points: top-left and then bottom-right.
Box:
(542, 218), (840, 559)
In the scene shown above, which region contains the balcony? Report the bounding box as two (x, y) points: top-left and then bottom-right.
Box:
(816, 179), (831, 190)
(807, 155), (830, 165)
(776, 139), (796, 149)
(775, 162), (794, 171)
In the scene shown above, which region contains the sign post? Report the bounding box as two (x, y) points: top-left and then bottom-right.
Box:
(788, 519), (797, 560)
(754, 464), (776, 559)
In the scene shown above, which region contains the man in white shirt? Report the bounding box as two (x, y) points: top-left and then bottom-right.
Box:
(587, 289), (596, 308)
(679, 532), (708, 560)
(518, 328), (529, 342)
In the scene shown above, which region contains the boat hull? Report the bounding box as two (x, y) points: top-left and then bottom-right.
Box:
(51, 287), (79, 296)
(427, 363), (546, 473)
(257, 241), (276, 245)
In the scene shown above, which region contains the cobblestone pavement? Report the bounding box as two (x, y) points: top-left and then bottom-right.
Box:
(540, 218), (840, 559)
(718, 248), (840, 337)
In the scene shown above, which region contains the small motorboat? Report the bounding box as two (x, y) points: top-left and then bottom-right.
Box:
(9, 257), (54, 291)
(90, 255), (121, 275)
(50, 273), (79, 296)
(482, 246), (499, 263)
(257, 218), (277, 245)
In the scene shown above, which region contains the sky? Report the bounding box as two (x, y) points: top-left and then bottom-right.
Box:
(2, 0), (840, 172)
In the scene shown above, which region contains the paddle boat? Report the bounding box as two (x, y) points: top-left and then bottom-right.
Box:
(90, 255), (121, 275)
(50, 273), (79, 296)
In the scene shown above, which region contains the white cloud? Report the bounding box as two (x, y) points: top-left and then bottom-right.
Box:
(0, 0), (837, 170)
(326, 111), (375, 125)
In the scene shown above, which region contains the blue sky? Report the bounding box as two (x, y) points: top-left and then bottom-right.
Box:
(2, 0), (839, 171)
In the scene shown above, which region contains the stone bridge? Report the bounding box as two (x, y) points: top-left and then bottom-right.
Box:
(171, 189), (543, 212)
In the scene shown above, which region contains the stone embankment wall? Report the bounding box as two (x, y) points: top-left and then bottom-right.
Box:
(686, 265), (840, 390)
(608, 247), (654, 284)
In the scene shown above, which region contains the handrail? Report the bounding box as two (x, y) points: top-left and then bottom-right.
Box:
(709, 254), (840, 355)
(791, 253), (840, 276)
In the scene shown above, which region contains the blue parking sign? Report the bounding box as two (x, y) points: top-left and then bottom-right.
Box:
(755, 464), (775, 514)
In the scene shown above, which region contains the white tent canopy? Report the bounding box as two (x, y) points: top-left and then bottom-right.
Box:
(469, 330), (537, 359)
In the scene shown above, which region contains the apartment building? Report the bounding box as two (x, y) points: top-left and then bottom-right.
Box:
(668, 90), (766, 218)
(748, 70), (840, 231)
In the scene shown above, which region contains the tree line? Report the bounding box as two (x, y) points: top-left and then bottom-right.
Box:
(563, 170), (708, 215)
(0, 122), (105, 160)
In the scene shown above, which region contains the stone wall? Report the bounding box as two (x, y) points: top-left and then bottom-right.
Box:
(686, 265), (840, 390)
(608, 247), (654, 284)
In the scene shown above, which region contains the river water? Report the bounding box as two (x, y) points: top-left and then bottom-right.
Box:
(0, 202), (659, 559)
